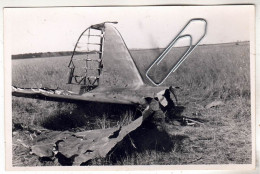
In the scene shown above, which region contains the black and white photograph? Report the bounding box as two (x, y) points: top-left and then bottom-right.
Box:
(4, 5), (255, 169)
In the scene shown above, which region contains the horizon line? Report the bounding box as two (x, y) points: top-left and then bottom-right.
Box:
(12, 41), (249, 56)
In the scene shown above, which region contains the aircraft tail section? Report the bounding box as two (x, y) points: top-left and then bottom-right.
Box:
(67, 22), (144, 92)
(99, 23), (144, 88)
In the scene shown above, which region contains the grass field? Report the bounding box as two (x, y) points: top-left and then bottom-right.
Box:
(11, 42), (252, 166)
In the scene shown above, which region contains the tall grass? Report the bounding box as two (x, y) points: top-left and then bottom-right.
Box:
(131, 42), (250, 101)
(12, 56), (72, 90)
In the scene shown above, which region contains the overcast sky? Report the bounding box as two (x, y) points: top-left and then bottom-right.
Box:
(5, 6), (253, 54)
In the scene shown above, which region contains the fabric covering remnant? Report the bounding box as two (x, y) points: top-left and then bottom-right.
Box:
(31, 115), (145, 165)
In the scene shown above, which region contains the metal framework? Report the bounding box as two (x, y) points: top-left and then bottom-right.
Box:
(67, 24), (106, 91)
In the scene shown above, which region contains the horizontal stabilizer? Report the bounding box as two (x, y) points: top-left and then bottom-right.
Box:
(12, 86), (136, 105)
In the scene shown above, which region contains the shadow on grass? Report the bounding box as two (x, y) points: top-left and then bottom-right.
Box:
(40, 102), (137, 131)
(83, 121), (190, 165)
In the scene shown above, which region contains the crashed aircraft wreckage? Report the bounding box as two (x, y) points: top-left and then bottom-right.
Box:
(12, 20), (207, 165)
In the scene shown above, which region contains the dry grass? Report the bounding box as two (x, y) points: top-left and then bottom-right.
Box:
(11, 42), (251, 166)
(12, 56), (72, 90)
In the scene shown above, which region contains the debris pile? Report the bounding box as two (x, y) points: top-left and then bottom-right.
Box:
(28, 89), (171, 165)
(14, 87), (204, 165)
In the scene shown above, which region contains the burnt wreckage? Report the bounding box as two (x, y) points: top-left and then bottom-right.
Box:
(12, 20), (207, 165)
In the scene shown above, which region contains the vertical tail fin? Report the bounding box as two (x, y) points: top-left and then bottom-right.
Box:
(99, 23), (144, 88)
